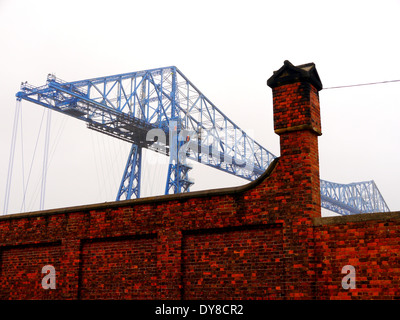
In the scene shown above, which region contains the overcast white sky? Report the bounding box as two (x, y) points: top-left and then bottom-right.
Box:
(0, 0), (399, 216)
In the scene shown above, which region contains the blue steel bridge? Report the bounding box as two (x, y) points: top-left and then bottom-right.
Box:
(6, 66), (390, 216)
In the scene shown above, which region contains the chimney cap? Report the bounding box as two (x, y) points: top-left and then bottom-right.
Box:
(267, 60), (323, 91)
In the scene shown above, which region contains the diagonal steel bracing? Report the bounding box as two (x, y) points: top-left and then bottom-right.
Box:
(116, 144), (142, 201)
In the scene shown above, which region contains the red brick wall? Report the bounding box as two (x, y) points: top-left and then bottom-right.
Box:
(79, 235), (158, 299)
(0, 242), (61, 299)
(313, 213), (400, 300)
(182, 224), (284, 299)
(0, 61), (398, 300)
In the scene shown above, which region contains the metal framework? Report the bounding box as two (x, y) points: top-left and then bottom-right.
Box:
(117, 143), (142, 200)
(320, 179), (390, 215)
(14, 66), (390, 215)
(16, 67), (275, 199)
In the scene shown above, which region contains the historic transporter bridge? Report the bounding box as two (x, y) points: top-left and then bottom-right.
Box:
(13, 66), (390, 216)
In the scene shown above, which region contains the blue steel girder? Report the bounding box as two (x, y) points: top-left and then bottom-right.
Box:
(116, 144), (142, 201)
(320, 179), (390, 215)
(16, 67), (276, 184)
(165, 162), (194, 195)
(165, 125), (194, 194)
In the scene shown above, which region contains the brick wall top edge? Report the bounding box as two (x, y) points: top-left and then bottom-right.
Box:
(0, 158), (280, 222)
(313, 211), (400, 226)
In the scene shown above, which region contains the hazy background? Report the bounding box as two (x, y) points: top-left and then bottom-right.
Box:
(1, 0), (399, 216)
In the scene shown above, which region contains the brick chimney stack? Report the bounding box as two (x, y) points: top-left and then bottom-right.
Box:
(266, 60), (323, 298)
(267, 60), (323, 219)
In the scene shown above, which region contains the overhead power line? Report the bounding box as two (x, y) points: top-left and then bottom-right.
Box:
(323, 79), (400, 90)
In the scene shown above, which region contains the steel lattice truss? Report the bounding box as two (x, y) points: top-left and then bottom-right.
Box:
(15, 66), (390, 215)
(320, 179), (390, 215)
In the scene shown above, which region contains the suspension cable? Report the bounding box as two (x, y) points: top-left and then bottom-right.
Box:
(20, 101), (26, 212)
(20, 109), (46, 213)
(39, 109), (51, 211)
(3, 100), (21, 215)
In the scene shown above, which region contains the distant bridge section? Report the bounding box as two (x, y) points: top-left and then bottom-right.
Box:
(321, 179), (390, 215)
